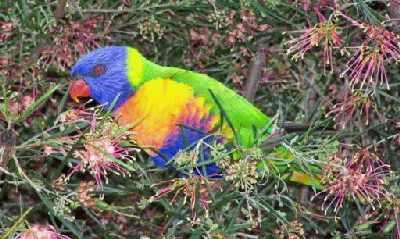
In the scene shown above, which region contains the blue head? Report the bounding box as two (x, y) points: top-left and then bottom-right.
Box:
(69, 46), (134, 111)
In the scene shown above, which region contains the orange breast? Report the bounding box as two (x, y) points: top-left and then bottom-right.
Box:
(113, 78), (219, 152)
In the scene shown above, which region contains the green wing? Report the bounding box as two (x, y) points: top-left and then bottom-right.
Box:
(166, 67), (321, 187)
(164, 66), (271, 147)
(137, 55), (271, 146)
(138, 56), (321, 187)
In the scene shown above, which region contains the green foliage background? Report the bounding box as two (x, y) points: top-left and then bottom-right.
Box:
(0, 0), (399, 238)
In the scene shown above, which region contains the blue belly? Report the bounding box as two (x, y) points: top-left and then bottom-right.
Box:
(151, 125), (222, 177)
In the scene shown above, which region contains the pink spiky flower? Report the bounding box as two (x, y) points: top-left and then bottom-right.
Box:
(318, 149), (390, 213)
(16, 224), (71, 239)
(327, 90), (374, 128)
(286, 19), (342, 67)
(342, 46), (387, 89)
(152, 177), (222, 220)
(71, 138), (129, 188)
(68, 118), (133, 189)
(340, 20), (400, 89)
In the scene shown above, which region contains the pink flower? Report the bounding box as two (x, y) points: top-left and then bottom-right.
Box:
(57, 109), (134, 188)
(16, 224), (71, 239)
(152, 177), (222, 220)
(70, 138), (129, 188)
(39, 17), (106, 70)
(318, 150), (390, 213)
(342, 45), (389, 89)
(286, 20), (342, 67)
(341, 24), (400, 89)
(0, 21), (13, 42)
(327, 90), (374, 128)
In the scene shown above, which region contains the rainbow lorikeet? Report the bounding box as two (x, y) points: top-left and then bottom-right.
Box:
(69, 46), (319, 186)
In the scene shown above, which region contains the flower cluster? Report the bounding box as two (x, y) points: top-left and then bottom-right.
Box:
(220, 147), (264, 191)
(286, 19), (342, 67)
(319, 149), (390, 213)
(327, 89), (374, 128)
(16, 224), (71, 239)
(38, 17), (105, 70)
(64, 113), (134, 189)
(76, 181), (97, 209)
(274, 220), (305, 239)
(342, 24), (400, 89)
(207, 9), (235, 30)
(225, 10), (269, 46)
(185, 27), (222, 69)
(224, 159), (259, 190)
(151, 177), (221, 219)
(287, 11), (400, 90)
(138, 16), (166, 43)
(173, 149), (198, 170)
(0, 21), (13, 42)
(44, 108), (137, 189)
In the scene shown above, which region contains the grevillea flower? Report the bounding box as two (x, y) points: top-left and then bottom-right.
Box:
(327, 90), (374, 128)
(225, 10), (269, 46)
(0, 21), (13, 42)
(340, 22), (400, 89)
(342, 47), (387, 89)
(152, 177), (221, 220)
(219, 147), (264, 191)
(71, 137), (129, 189)
(318, 150), (390, 213)
(76, 181), (97, 208)
(16, 224), (71, 239)
(286, 19), (342, 67)
(364, 25), (400, 62)
(68, 120), (134, 189)
(39, 17), (106, 70)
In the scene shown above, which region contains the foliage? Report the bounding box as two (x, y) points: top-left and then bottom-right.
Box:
(1, 0), (400, 238)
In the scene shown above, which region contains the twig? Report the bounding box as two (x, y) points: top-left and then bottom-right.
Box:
(234, 232), (259, 239)
(389, 0), (400, 32)
(0, 207), (33, 239)
(244, 47), (267, 103)
(261, 129), (286, 150)
(54, 0), (68, 21)
(0, 129), (16, 173)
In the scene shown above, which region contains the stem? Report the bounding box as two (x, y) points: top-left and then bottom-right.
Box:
(244, 47), (267, 103)
(54, 0), (68, 21)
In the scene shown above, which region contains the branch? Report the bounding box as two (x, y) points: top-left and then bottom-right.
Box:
(243, 47), (267, 103)
(389, 0), (400, 32)
(54, 0), (68, 21)
(0, 129), (16, 172)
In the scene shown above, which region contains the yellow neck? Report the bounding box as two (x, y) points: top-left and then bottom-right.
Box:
(126, 48), (145, 86)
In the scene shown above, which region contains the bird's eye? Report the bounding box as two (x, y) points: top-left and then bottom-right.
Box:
(91, 64), (106, 77)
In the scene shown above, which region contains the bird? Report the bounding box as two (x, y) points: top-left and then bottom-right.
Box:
(69, 46), (320, 187)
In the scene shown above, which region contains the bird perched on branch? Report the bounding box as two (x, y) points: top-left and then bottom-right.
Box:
(69, 46), (320, 187)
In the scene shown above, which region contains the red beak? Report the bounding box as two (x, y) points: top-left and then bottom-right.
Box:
(69, 79), (91, 103)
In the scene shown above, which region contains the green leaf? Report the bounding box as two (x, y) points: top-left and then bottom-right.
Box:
(16, 84), (60, 124)
(0, 207), (33, 239)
